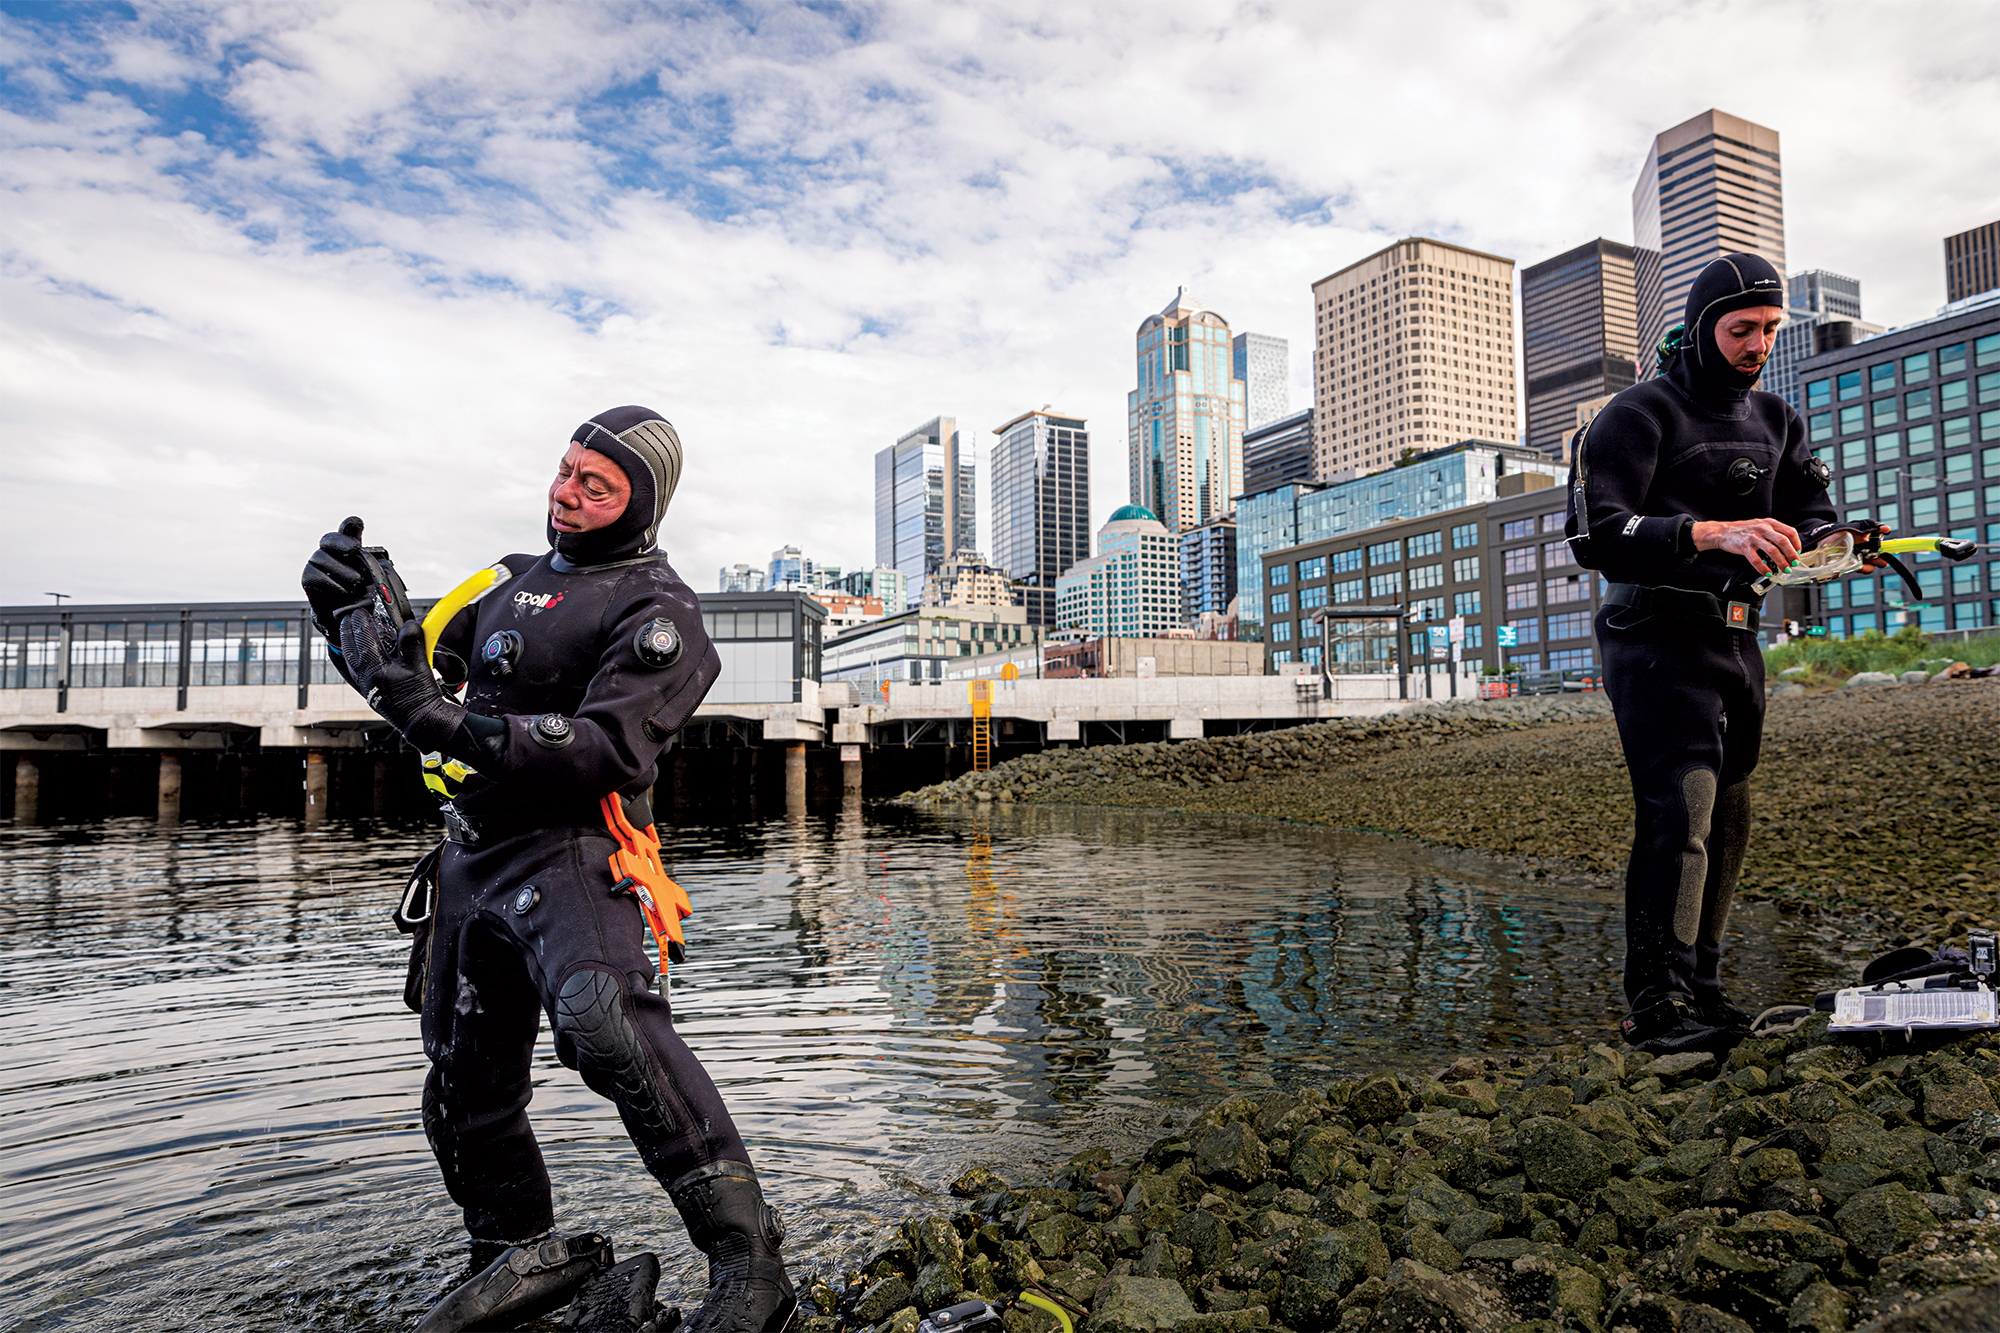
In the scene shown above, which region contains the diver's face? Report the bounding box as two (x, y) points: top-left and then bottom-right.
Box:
(550, 442), (631, 533)
(1715, 306), (1785, 376)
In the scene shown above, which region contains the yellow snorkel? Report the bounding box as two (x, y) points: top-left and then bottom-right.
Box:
(418, 563), (514, 797)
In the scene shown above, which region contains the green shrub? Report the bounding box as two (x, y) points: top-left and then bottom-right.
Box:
(1765, 624), (2000, 683)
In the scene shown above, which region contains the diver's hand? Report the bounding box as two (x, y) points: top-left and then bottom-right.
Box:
(339, 615), (466, 751)
(1854, 522), (1893, 573)
(1693, 517), (1801, 575)
(303, 516), (372, 634)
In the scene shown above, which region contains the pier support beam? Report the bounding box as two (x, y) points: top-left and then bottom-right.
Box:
(237, 756), (258, 814)
(784, 741), (807, 818)
(305, 749), (329, 826)
(13, 755), (39, 824)
(841, 745), (864, 798)
(157, 751), (183, 823)
(372, 755), (391, 817)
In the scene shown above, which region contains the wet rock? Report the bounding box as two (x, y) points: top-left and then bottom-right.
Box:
(1362, 1268), (1516, 1333)
(1516, 1116), (1612, 1196)
(1441, 1209), (1503, 1255)
(1402, 1176), (1472, 1229)
(1739, 1146), (1807, 1191)
(1789, 1279), (1853, 1333)
(1854, 1281), (2000, 1330)
(852, 1276), (914, 1327)
(1677, 1303), (1754, 1333)
(953, 1167), (1009, 1198)
(1834, 1182), (1940, 1262)
(1846, 672), (1900, 688)
(1169, 1210), (1233, 1274)
(1349, 1077), (1407, 1127)
(1898, 670), (1932, 686)
(1086, 1276), (1196, 1333)
(1170, 1308), (1267, 1333)
(1192, 1123), (1269, 1190)
(1917, 1062), (1998, 1128)
(1398, 1224), (1462, 1274)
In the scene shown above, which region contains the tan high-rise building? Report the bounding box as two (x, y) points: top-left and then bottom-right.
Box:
(1632, 109), (1785, 373)
(1311, 237), (1518, 481)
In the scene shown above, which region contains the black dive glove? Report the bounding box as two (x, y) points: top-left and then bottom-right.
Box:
(303, 516), (373, 638)
(339, 613), (467, 753)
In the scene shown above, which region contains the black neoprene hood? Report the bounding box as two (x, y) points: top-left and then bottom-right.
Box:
(1681, 253), (1787, 395)
(547, 405), (683, 565)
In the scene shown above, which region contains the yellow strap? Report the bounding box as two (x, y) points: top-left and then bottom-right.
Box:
(421, 563), (514, 665)
(1019, 1294), (1073, 1333)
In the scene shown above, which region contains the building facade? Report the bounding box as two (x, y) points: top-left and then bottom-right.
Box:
(1632, 109), (1787, 372)
(1179, 518), (1236, 624)
(820, 602), (1035, 687)
(1233, 332), (1290, 430)
(921, 550), (1018, 609)
(1521, 238), (1640, 458)
(1241, 408), (1314, 497)
(1044, 637), (1262, 679)
(840, 565), (908, 615)
(765, 544), (838, 592)
(1055, 505), (1183, 637)
(1312, 237), (1519, 481)
(808, 590), (883, 635)
(1797, 310), (2000, 636)
(875, 416), (976, 605)
(718, 563), (765, 593)
(1232, 439), (1564, 639)
(1946, 221), (2000, 304)
(989, 408), (1089, 628)
(1129, 288), (1246, 533)
(695, 592), (826, 706)
(1765, 270), (1882, 412)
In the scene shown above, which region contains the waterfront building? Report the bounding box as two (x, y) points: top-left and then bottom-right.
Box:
(1796, 306), (2000, 637)
(1179, 517), (1236, 624)
(820, 600), (1035, 688)
(718, 563), (765, 593)
(1632, 109), (1786, 373)
(989, 408), (1090, 628)
(1521, 239), (1639, 458)
(921, 551), (1018, 609)
(809, 590), (884, 635)
(1233, 438), (1562, 639)
(1946, 221), (2000, 303)
(1055, 505), (1183, 637)
(1044, 636), (1262, 679)
(1313, 237), (1519, 482)
(840, 565), (909, 614)
(1233, 332), (1290, 430)
(1765, 270), (1882, 412)
(1241, 408), (1314, 497)
(875, 416), (976, 604)
(1128, 288), (1246, 532)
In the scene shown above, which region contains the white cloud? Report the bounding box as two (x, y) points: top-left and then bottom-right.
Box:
(0, 0), (1996, 604)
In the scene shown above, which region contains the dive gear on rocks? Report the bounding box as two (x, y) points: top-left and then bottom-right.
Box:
(416, 1231), (614, 1333)
(667, 1161), (797, 1333)
(1818, 937), (2000, 1035)
(339, 614), (467, 753)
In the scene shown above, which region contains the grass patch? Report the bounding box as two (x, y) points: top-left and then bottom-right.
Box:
(1765, 623), (2000, 685)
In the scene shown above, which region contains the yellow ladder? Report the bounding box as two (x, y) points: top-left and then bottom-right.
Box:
(968, 680), (992, 771)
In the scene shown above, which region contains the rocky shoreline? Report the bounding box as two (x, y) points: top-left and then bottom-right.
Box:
(807, 680), (2000, 1330)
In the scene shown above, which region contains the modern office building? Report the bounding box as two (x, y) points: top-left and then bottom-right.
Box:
(1241, 408), (1314, 497)
(695, 592), (827, 706)
(1796, 307), (2000, 636)
(1521, 239), (1640, 458)
(820, 601), (1036, 687)
(1233, 332), (1290, 430)
(920, 550), (1017, 609)
(840, 565), (909, 614)
(1055, 505), (1184, 637)
(766, 544), (811, 591)
(718, 563), (765, 593)
(1234, 438), (1562, 639)
(1946, 221), (2000, 304)
(989, 408), (1089, 628)
(1764, 271), (1882, 412)
(875, 417), (976, 605)
(1312, 237), (1519, 481)
(1632, 109), (1786, 372)
(1128, 288), (1246, 533)
(1179, 517), (1236, 624)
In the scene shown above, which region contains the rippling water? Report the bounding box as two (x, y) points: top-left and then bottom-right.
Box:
(0, 804), (1844, 1331)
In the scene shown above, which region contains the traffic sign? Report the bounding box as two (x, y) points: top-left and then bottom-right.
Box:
(1496, 624), (1519, 648)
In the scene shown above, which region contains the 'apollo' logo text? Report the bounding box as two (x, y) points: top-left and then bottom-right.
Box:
(514, 590), (565, 611)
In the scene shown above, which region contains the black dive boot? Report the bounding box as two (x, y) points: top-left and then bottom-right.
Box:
(564, 1253), (681, 1333)
(417, 1232), (614, 1332)
(667, 1163), (797, 1333)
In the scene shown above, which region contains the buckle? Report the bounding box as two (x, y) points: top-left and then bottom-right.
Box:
(441, 802), (481, 845)
(1725, 602), (1756, 631)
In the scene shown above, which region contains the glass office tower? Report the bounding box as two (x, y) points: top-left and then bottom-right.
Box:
(990, 408), (1089, 627)
(875, 416), (975, 605)
(1521, 238), (1639, 458)
(1129, 287), (1246, 533)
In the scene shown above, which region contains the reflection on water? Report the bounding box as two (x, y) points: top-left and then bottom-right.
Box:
(0, 805), (1843, 1331)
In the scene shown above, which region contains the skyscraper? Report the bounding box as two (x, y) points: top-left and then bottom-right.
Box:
(1764, 270), (1881, 411)
(875, 417), (976, 604)
(1312, 237), (1518, 480)
(1946, 221), (2000, 303)
(990, 408), (1089, 628)
(1233, 332), (1290, 430)
(1129, 287), (1246, 533)
(1521, 239), (1639, 458)
(1242, 408), (1314, 497)
(1055, 505), (1183, 637)
(1632, 109), (1786, 372)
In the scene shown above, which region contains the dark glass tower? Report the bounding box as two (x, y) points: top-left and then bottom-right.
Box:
(1521, 239), (1640, 458)
(990, 409), (1090, 627)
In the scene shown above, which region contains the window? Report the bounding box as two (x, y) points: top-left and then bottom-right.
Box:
(1838, 370), (1862, 400)
(1841, 438), (1868, 468)
(1505, 582), (1538, 610)
(1954, 602), (1984, 630)
(1269, 564), (1290, 586)
(1870, 362), (1896, 393)
(1451, 522), (1480, 549)
(1849, 576), (1876, 606)
(1270, 649), (1292, 666)
(1543, 541), (1576, 570)
(1409, 563), (1444, 590)
(1981, 334), (2000, 366)
(1366, 539), (1402, 565)
(1408, 531), (1442, 558)
(1297, 556), (1327, 581)
(1917, 567), (1944, 599)
(1909, 459), (1936, 490)
(1909, 424), (1936, 455)
(1300, 585), (1328, 609)
(1984, 372), (2000, 405)
(1912, 495), (1939, 528)
(1503, 547), (1537, 575)
(1842, 474), (1869, 504)
(1986, 409), (2000, 441)
(1332, 579), (1364, 603)
(1904, 352), (1931, 382)
(1411, 597), (1445, 622)
(1907, 389), (1933, 420)
(1875, 432), (1901, 462)
(1506, 618), (1541, 643)
(1369, 571), (1402, 599)
(1545, 575), (1589, 605)
(1946, 453), (1975, 485)
(1839, 405), (1865, 435)
(1942, 380), (1968, 412)
(1452, 556), (1481, 583)
(1539, 512), (1564, 534)
(1851, 612), (1879, 634)
(1331, 549), (1363, 574)
(1941, 343), (1967, 374)
(1546, 610), (1591, 640)
(1949, 490), (1976, 522)
(1301, 645), (1324, 668)
(1463, 626), (1483, 650)
(1876, 468), (1900, 498)
(1872, 398), (1898, 428)
(1806, 379), (1831, 408)
(1945, 417), (1971, 449)
(1500, 518), (1534, 541)
(1548, 649), (1595, 673)
(1808, 413), (1833, 442)
(1455, 590), (1482, 616)
(1824, 581), (1844, 609)
(1269, 592), (1291, 615)
(1990, 447), (2000, 476)
(1270, 621), (1292, 643)
(1952, 563), (1982, 595)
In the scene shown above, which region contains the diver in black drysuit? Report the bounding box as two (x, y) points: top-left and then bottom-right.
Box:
(1565, 254), (1844, 1053)
(303, 406), (795, 1333)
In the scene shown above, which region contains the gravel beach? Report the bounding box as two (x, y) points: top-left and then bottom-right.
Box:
(813, 678), (2000, 1331)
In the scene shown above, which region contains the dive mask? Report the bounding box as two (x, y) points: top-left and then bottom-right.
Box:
(1753, 530), (1865, 593)
(1751, 523), (1979, 600)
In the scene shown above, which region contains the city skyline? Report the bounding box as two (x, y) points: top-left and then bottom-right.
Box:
(3, 5), (1998, 604)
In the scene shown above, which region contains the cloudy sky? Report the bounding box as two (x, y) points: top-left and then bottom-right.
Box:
(2, 1), (1996, 605)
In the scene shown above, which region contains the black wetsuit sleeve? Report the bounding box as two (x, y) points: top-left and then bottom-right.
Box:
(1566, 401), (1696, 576)
(1771, 404), (1839, 539)
(461, 571), (720, 797)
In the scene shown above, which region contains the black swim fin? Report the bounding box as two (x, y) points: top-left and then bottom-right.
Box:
(564, 1253), (682, 1332)
(416, 1232), (614, 1332)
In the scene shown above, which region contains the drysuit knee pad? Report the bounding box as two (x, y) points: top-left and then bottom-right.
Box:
(551, 966), (681, 1140)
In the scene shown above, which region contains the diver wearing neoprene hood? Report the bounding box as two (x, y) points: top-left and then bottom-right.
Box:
(302, 407), (796, 1333)
(1566, 254), (1871, 1055)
